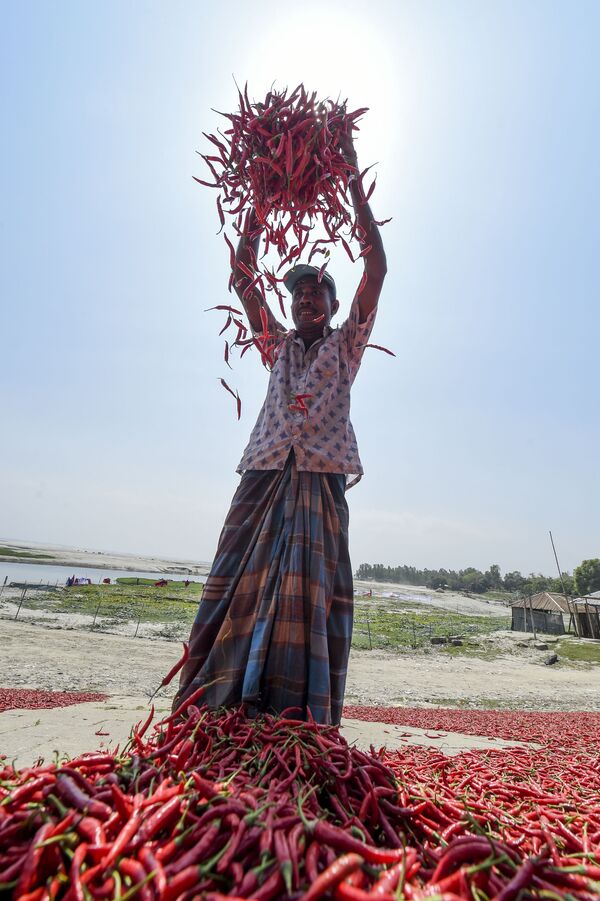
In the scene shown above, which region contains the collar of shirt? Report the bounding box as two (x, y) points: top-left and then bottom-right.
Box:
(288, 324), (334, 349)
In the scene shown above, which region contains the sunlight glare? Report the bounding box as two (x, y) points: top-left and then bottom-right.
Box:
(241, 10), (398, 163)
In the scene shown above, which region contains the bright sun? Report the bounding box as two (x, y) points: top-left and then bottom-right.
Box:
(242, 10), (397, 164)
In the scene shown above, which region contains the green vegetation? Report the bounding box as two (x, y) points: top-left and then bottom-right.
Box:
(115, 577), (190, 586)
(356, 561), (576, 597)
(0, 545), (54, 559)
(554, 638), (600, 665)
(20, 580), (203, 626)
(16, 580), (511, 651)
(573, 559), (600, 596)
(351, 603), (510, 652)
(440, 640), (505, 660)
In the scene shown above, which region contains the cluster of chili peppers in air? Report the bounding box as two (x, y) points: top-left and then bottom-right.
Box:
(2, 669), (600, 901)
(195, 84), (393, 419)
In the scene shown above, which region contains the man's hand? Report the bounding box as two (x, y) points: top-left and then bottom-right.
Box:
(339, 129), (359, 176)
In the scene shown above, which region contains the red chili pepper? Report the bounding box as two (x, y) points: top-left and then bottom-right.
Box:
(139, 845), (167, 896)
(192, 175), (218, 188)
(165, 817), (222, 876)
(68, 841), (88, 901)
(133, 705), (155, 746)
(14, 822), (54, 895)
(251, 868), (285, 901)
(494, 857), (538, 900)
(17, 888), (47, 901)
(223, 232), (236, 272)
(371, 852), (420, 896)
(76, 816), (106, 846)
(2, 774), (55, 807)
(300, 853), (364, 901)
(363, 177), (377, 203)
(99, 808), (142, 869)
(118, 857), (153, 901)
(161, 864), (204, 901)
(216, 195), (225, 232)
(136, 794), (182, 844)
(206, 305), (244, 319)
(66, 753), (115, 768)
(334, 882), (389, 901)
(161, 642), (190, 688)
(218, 377), (241, 419)
(311, 821), (404, 866)
(54, 774), (111, 821)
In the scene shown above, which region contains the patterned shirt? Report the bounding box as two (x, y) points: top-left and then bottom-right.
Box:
(237, 295), (377, 484)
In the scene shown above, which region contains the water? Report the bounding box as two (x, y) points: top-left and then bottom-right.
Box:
(0, 561), (205, 588)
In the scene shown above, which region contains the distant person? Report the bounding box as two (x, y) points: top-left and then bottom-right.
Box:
(174, 131), (387, 725)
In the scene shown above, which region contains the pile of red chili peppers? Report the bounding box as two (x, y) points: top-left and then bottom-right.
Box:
(2, 698), (600, 900)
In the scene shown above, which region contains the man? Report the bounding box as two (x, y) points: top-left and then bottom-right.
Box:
(175, 134), (386, 724)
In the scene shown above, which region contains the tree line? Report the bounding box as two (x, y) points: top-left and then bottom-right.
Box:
(355, 559), (600, 597)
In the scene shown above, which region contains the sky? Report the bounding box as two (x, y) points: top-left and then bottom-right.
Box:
(1, 0), (598, 576)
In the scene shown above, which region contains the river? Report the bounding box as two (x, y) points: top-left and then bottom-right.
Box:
(0, 561), (204, 587)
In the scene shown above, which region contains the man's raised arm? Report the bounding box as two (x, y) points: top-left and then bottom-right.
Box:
(232, 210), (271, 334)
(342, 135), (388, 322)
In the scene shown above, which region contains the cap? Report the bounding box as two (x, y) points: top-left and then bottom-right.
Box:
(283, 264), (337, 300)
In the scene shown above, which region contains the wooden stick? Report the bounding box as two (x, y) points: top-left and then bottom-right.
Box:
(549, 529), (578, 637)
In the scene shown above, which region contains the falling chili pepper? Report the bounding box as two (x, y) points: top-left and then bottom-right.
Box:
(358, 343), (396, 356)
(149, 642), (191, 702)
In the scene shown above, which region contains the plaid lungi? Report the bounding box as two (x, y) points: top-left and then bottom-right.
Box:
(175, 454), (353, 725)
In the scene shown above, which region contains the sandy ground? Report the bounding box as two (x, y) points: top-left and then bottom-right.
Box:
(1, 619), (597, 766)
(3, 619), (598, 712)
(353, 580), (510, 617)
(0, 539), (211, 576)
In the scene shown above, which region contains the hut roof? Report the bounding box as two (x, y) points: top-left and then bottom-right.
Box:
(510, 592), (571, 613)
(573, 595), (600, 609)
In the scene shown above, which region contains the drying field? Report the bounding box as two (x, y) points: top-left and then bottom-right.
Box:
(2, 577), (600, 899)
(1, 691), (599, 899)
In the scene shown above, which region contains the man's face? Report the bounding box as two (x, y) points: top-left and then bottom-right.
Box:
(290, 277), (339, 336)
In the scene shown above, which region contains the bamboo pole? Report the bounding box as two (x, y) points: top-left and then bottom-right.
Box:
(549, 530), (578, 637)
(527, 593), (537, 640)
(14, 586), (27, 621)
